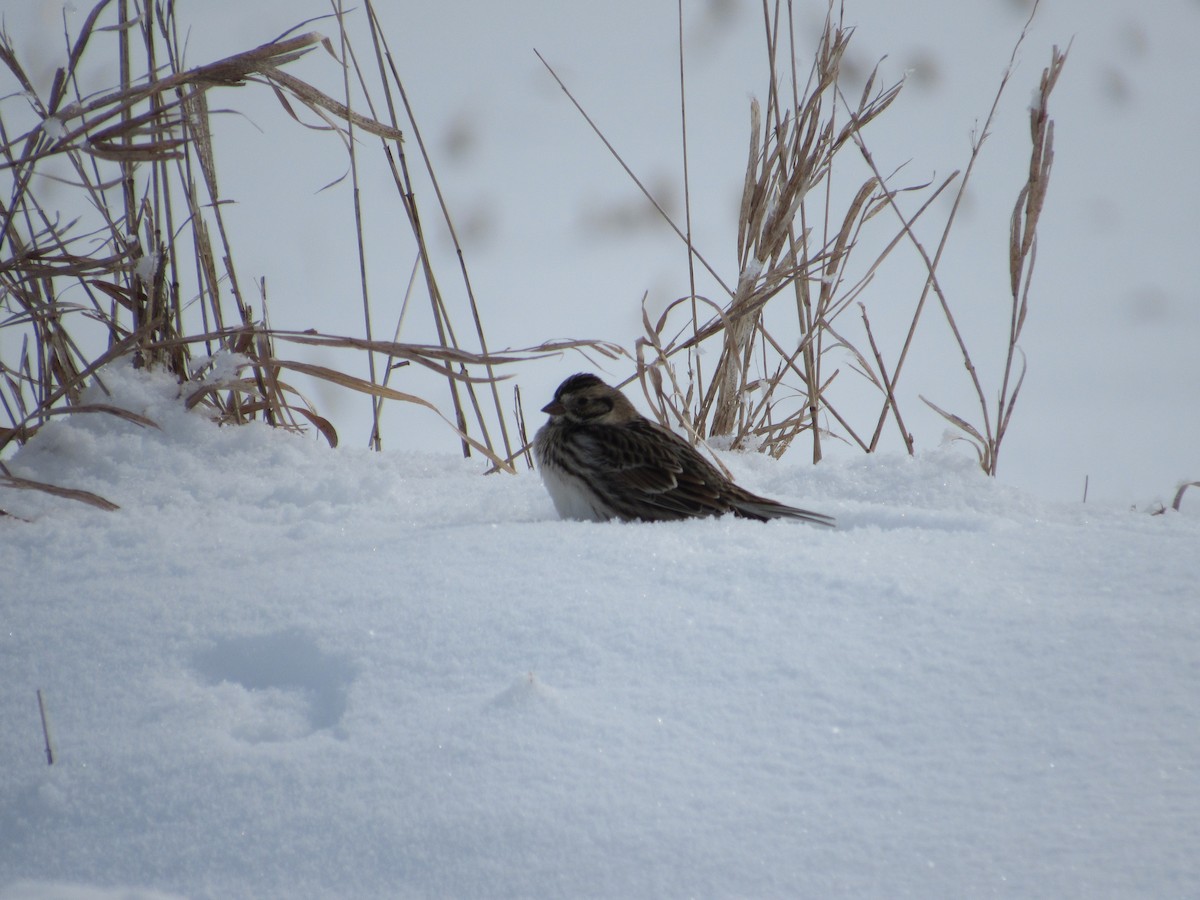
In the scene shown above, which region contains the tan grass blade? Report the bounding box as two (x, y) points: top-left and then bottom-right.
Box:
(0, 473), (119, 511)
(270, 358), (515, 472)
(38, 403), (160, 430)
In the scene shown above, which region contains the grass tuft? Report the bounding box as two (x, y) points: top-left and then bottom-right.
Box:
(537, 0), (1066, 478)
(0, 0), (607, 507)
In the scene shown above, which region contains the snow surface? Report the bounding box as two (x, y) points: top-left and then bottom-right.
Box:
(2, 364), (1198, 899)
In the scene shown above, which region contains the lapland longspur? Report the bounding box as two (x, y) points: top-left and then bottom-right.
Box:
(533, 373), (835, 525)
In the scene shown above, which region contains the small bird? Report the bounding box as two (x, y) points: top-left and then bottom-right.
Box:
(533, 373), (835, 526)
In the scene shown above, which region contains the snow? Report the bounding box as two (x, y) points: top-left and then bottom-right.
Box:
(2, 364), (1198, 899)
(131, 254), (160, 284)
(38, 116), (64, 141)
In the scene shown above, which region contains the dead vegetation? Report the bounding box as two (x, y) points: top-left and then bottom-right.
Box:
(545, 0), (1067, 480)
(1, 0), (1071, 514)
(0, 0), (617, 510)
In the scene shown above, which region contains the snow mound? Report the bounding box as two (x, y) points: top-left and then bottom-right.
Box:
(2, 365), (1197, 898)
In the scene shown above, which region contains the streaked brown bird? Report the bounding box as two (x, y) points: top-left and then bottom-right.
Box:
(533, 373), (835, 526)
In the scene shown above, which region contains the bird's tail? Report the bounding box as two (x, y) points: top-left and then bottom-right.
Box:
(732, 495), (836, 526)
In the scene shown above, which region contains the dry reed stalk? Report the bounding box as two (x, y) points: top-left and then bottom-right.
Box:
(859, 304), (912, 454)
(534, 48), (731, 297)
(327, 0), (383, 449)
(512, 384), (534, 470)
(37, 688), (56, 765)
(917, 40), (1067, 475)
(368, 2), (516, 462)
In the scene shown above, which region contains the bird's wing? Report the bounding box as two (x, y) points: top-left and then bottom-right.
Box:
(573, 420), (732, 519)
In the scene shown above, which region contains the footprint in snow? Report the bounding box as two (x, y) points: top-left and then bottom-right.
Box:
(191, 629), (355, 743)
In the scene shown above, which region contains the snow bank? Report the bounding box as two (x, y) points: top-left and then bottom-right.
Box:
(2, 365), (1197, 898)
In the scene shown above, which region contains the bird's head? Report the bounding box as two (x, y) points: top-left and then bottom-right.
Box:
(542, 373), (638, 425)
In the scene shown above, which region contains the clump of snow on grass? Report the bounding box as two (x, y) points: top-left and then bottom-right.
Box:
(1, 363), (1197, 899)
(132, 252), (160, 282)
(39, 115), (66, 141)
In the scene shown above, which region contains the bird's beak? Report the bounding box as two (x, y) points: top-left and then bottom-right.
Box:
(541, 399), (565, 415)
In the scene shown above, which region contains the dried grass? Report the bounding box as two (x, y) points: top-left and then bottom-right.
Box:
(538, 0), (1066, 480)
(1, 0), (1078, 516)
(0, 0), (606, 508)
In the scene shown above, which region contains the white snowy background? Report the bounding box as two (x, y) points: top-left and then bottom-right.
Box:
(2, 1), (1199, 898)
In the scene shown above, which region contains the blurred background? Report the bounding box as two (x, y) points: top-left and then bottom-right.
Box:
(5, 0), (1197, 504)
